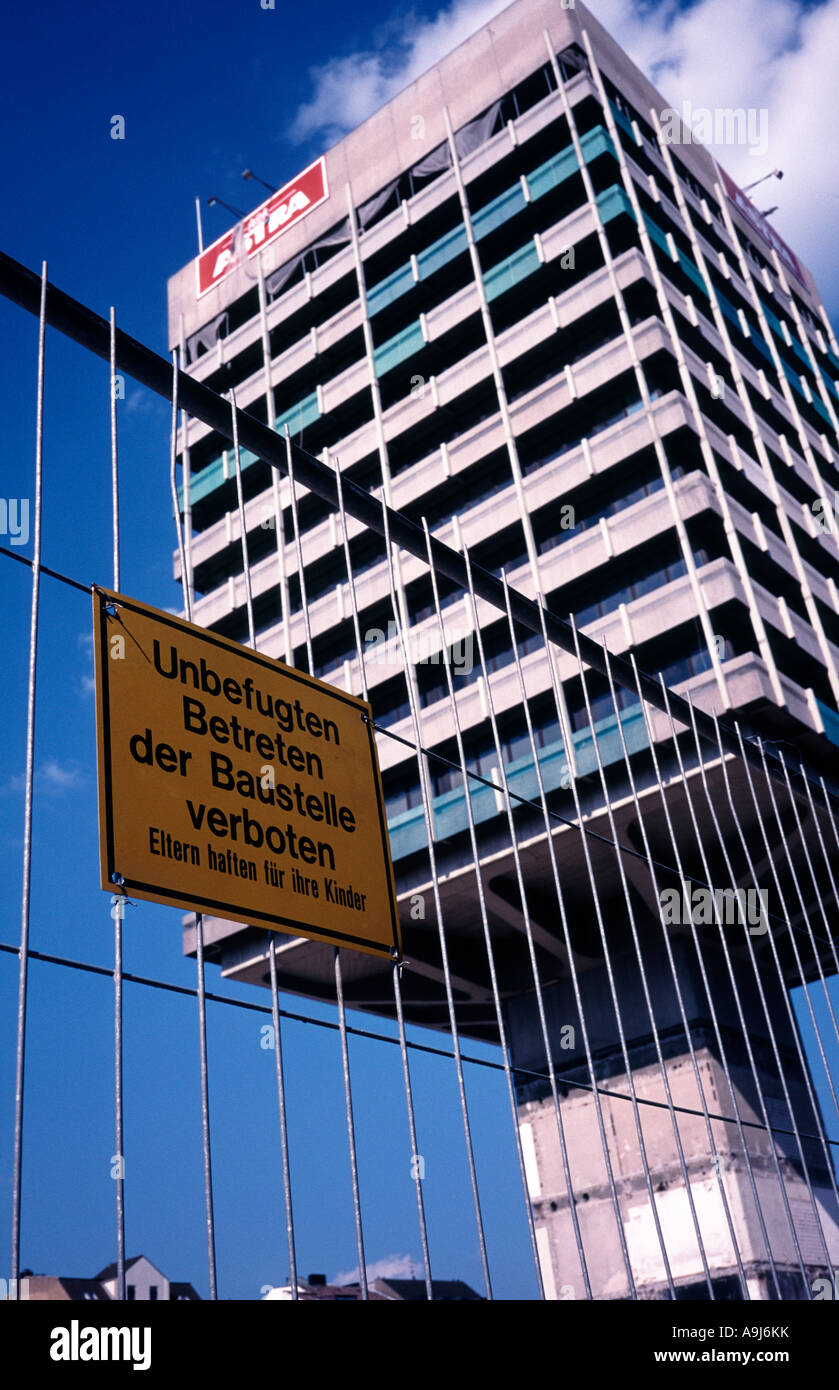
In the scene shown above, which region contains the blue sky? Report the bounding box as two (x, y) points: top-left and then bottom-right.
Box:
(1, 0), (838, 1301)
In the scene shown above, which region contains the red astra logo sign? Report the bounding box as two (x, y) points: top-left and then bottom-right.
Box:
(196, 157), (329, 298)
(718, 167), (806, 287)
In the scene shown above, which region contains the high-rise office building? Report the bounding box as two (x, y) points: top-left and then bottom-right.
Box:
(166, 0), (839, 1298)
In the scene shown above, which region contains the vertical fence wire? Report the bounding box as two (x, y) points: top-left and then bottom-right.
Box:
(267, 934), (299, 1299)
(756, 739), (839, 1065)
(177, 318), (197, 626)
(233, 383), (300, 1299)
(10, 262), (47, 1297)
(271, 465), (292, 667)
(419, 527), (546, 1297)
(109, 306), (126, 1302)
(728, 717), (839, 1142)
(254, 262), (292, 669)
(499, 579), (638, 1298)
(725, 724), (839, 1211)
(333, 947), (368, 1300)
(688, 702), (835, 1276)
(797, 767), (839, 958)
(389, 959), (434, 1301)
(375, 491), (494, 1299)
(234, 386), (301, 1297)
(699, 709), (839, 1272)
(169, 348), (218, 1300)
(529, 582), (677, 1296)
(820, 778), (839, 864)
(284, 460), (368, 1299)
(230, 388), (256, 650)
(462, 542), (593, 1299)
(649, 674), (800, 1295)
(569, 617), (715, 1296)
(646, 671), (790, 1296)
(723, 730), (839, 1161)
(333, 455), (434, 1300)
(598, 640), (750, 1298)
(285, 431), (313, 677)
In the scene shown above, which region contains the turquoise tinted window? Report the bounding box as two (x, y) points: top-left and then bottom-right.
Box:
(483, 242), (541, 301)
(417, 225), (468, 278)
(373, 319), (425, 376)
(368, 262), (415, 316)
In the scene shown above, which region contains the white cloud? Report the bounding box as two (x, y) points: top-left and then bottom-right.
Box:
(288, 0), (839, 309)
(586, 0), (839, 304)
(0, 759), (83, 796)
(288, 0), (508, 145)
(77, 629), (96, 697)
(334, 1252), (418, 1285)
(40, 759), (80, 788)
(124, 389), (167, 418)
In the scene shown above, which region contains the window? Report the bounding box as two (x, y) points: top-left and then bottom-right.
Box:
(744, 238), (769, 273)
(536, 467), (682, 558)
(657, 643), (719, 687)
(534, 716), (562, 749)
(573, 550), (696, 629)
(491, 549), (529, 578)
(466, 745), (497, 779)
(569, 682), (639, 733)
(521, 390), (660, 481)
(412, 586), (462, 626)
(432, 763), (461, 798)
(504, 729), (532, 765)
(586, 691), (614, 726)
(556, 44), (588, 80)
(385, 783), (423, 819)
(377, 697), (412, 728)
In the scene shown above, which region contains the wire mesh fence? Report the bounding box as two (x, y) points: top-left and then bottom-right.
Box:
(1, 251), (838, 1303)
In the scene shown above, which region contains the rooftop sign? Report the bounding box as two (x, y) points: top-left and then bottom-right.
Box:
(196, 156), (328, 298)
(718, 167), (806, 287)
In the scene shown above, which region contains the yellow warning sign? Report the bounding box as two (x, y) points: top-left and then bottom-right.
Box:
(93, 587), (400, 960)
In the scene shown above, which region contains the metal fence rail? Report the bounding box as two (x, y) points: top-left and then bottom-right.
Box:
(2, 251), (839, 1302)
